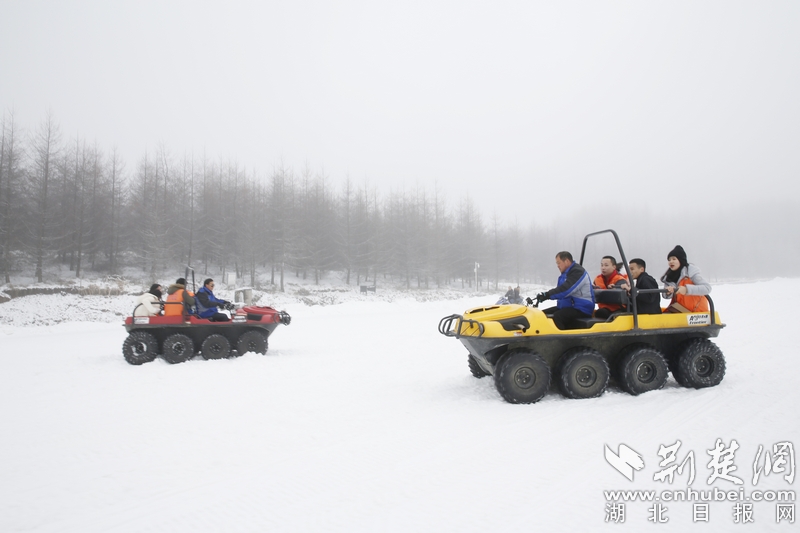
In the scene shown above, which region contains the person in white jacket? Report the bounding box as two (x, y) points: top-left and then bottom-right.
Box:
(660, 245), (711, 313)
(134, 284), (163, 317)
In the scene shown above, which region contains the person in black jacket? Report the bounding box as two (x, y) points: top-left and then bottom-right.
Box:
(623, 258), (661, 314)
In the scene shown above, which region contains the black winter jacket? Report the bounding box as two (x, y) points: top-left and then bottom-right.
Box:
(633, 272), (661, 314)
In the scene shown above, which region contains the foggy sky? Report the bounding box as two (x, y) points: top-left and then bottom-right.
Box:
(2, 0), (799, 223)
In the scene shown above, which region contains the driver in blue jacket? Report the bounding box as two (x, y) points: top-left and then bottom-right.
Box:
(196, 278), (233, 322)
(529, 251), (595, 330)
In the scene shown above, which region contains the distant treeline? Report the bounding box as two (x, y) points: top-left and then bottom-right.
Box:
(1, 111), (797, 289)
(0, 111), (560, 290)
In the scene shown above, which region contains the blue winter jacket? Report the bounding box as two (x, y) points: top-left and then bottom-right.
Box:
(546, 262), (595, 316)
(196, 286), (227, 319)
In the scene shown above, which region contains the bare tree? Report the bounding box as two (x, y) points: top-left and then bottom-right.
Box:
(0, 110), (24, 283)
(267, 164), (296, 292)
(184, 152), (195, 268)
(107, 147), (125, 274)
(73, 138), (90, 278)
(29, 111), (61, 282)
(336, 176), (356, 285)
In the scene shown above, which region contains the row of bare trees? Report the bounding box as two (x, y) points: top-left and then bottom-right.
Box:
(4, 112), (797, 289)
(1, 112), (556, 290)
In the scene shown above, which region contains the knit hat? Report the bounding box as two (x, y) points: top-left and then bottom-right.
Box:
(667, 245), (688, 268)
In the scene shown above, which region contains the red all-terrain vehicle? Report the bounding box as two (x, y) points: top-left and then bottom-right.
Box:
(122, 269), (291, 365)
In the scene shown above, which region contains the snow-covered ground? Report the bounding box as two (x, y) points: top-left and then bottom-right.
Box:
(1, 280), (798, 532)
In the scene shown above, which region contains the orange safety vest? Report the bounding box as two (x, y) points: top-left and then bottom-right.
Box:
(594, 272), (628, 312)
(671, 277), (709, 312)
(165, 288), (191, 316)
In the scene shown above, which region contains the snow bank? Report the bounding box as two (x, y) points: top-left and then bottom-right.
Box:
(0, 280), (798, 532)
(0, 281), (538, 328)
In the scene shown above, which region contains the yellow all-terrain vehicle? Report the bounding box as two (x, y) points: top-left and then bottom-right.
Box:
(438, 230), (726, 404)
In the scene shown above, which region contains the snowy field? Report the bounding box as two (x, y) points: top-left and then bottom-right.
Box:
(1, 279), (798, 532)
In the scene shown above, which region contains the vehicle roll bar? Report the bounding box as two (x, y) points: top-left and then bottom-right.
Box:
(579, 229), (717, 329)
(438, 314), (485, 339)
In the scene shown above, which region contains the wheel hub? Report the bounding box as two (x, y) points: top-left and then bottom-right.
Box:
(133, 342), (148, 356)
(576, 366), (597, 388)
(514, 367), (536, 389)
(636, 361), (656, 383)
(695, 355), (714, 377)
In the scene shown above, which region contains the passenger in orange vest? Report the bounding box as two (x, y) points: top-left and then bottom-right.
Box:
(164, 277), (196, 316)
(661, 245), (711, 313)
(592, 255), (628, 319)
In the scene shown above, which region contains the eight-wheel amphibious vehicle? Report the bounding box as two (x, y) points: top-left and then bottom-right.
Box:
(122, 305), (291, 365)
(122, 267), (291, 365)
(438, 230), (726, 404)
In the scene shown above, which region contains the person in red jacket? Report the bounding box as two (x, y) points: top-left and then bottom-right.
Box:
(592, 255), (628, 319)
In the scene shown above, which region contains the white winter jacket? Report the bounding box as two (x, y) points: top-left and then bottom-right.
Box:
(134, 293), (161, 317)
(660, 264), (711, 296)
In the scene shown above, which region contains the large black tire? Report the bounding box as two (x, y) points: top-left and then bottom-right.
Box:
(237, 330), (268, 355)
(617, 344), (669, 395)
(674, 338), (726, 388)
(557, 347), (610, 399)
(493, 350), (550, 404)
(162, 333), (195, 364)
(201, 334), (231, 360)
(468, 354), (489, 378)
(122, 331), (158, 365)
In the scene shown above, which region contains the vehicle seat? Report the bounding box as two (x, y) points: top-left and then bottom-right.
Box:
(594, 288), (629, 306)
(572, 317), (606, 329)
(574, 312), (628, 329)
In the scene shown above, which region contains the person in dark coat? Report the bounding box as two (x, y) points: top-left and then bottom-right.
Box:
(196, 278), (232, 322)
(624, 258), (661, 314)
(511, 286), (523, 305)
(504, 286), (514, 301)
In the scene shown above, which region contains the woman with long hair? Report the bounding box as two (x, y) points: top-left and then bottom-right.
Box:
(134, 284), (163, 317)
(661, 245), (711, 313)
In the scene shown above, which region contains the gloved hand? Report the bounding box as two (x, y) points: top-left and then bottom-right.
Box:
(224, 302), (235, 311)
(536, 292), (547, 303)
(525, 297), (534, 306)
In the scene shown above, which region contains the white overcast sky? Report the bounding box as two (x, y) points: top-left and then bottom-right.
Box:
(2, 0), (799, 222)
